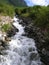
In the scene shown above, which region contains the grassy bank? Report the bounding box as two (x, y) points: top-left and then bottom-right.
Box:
(1, 24), (12, 32)
(0, 4), (49, 38)
(0, 4), (15, 17)
(0, 4), (15, 34)
(15, 5), (49, 38)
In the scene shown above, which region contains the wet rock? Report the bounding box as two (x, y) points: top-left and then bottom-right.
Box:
(0, 42), (2, 45)
(19, 17), (32, 26)
(0, 50), (8, 55)
(7, 25), (19, 37)
(38, 49), (49, 65)
(19, 17), (49, 65)
(29, 47), (35, 52)
(0, 40), (8, 55)
(15, 16), (49, 65)
(30, 52), (38, 60)
(5, 37), (11, 41)
(0, 40), (9, 50)
(0, 46), (5, 50)
(29, 48), (33, 52)
(19, 21), (25, 26)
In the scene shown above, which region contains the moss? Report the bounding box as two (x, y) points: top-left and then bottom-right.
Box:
(1, 24), (12, 32)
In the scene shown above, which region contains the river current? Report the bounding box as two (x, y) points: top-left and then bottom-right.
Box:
(0, 17), (42, 65)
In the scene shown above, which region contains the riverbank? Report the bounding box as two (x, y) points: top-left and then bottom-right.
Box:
(14, 6), (49, 65)
(0, 16), (43, 65)
(18, 16), (49, 65)
(0, 15), (48, 65)
(0, 16), (19, 55)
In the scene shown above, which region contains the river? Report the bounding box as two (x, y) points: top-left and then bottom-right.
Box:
(0, 16), (42, 65)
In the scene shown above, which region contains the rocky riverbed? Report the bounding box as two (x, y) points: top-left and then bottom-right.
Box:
(0, 15), (49, 65)
(0, 15), (19, 37)
(18, 16), (49, 65)
(0, 16), (19, 55)
(0, 16), (43, 65)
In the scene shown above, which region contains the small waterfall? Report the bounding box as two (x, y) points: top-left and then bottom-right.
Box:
(0, 16), (42, 65)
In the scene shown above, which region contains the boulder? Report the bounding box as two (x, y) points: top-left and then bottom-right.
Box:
(30, 52), (38, 60)
(7, 25), (19, 37)
(17, 16), (49, 65)
(38, 49), (49, 65)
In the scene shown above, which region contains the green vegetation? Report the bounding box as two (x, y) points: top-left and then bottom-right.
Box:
(15, 5), (49, 38)
(0, 4), (14, 17)
(0, 0), (27, 7)
(15, 5), (49, 29)
(0, 3), (49, 38)
(0, 0), (27, 17)
(1, 24), (12, 32)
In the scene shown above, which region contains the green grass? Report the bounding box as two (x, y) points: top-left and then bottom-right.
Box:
(15, 5), (49, 29)
(1, 24), (12, 32)
(0, 4), (15, 17)
(15, 5), (49, 37)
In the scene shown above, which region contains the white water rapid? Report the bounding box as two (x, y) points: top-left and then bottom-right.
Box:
(0, 17), (42, 65)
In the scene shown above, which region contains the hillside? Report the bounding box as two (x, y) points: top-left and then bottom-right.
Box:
(0, 0), (27, 7)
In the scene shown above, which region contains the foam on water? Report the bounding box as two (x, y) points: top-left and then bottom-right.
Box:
(0, 16), (42, 65)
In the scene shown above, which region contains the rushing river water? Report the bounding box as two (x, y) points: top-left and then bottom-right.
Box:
(0, 17), (42, 65)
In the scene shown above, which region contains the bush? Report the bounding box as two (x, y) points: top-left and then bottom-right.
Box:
(15, 5), (49, 37)
(0, 4), (14, 17)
